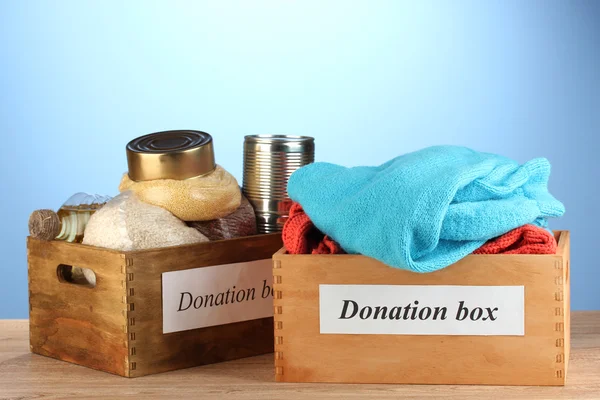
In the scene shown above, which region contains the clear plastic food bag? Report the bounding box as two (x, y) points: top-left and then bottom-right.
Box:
(82, 191), (208, 251)
(118, 165), (242, 221)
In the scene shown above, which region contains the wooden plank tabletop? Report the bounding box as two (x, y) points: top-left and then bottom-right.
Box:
(0, 312), (599, 400)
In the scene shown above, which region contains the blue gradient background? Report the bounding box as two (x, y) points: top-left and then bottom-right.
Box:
(0, 1), (598, 318)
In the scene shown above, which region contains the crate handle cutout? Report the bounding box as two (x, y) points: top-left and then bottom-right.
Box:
(56, 264), (96, 288)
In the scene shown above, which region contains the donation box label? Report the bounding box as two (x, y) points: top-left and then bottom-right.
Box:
(162, 259), (274, 334)
(319, 284), (525, 336)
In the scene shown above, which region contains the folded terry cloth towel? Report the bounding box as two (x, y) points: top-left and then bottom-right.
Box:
(282, 203), (345, 255)
(288, 145), (565, 272)
(474, 224), (557, 255)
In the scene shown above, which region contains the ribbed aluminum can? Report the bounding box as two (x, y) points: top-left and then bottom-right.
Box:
(243, 135), (315, 234)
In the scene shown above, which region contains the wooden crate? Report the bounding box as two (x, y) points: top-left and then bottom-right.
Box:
(272, 231), (570, 386)
(27, 233), (282, 378)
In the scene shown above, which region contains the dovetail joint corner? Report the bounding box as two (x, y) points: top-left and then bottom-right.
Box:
(553, 260), (566, 379)
(554, 260), (563, 270)
(273, 260), (282, 269)
(555, 276), (564, 285)
(275, 366), (284, 376)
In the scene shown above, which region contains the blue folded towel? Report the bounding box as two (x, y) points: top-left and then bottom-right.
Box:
(287, 146), (565, 272)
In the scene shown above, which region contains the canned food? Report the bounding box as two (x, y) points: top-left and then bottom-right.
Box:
(243, 135), (315, 233)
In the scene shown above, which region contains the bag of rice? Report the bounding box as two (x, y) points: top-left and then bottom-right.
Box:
(83, 191), (208, 251)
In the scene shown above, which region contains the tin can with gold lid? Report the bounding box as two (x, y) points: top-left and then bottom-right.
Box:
(126, 130), (216, 181)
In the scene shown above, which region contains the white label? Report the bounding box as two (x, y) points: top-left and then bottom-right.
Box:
(162, 259), (274, 334)
(319, 285), (524, 336)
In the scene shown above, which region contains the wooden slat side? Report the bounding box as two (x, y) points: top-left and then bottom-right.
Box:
(124, 255), (135, 377)
(126, 234), (282, 377)
(555, 230), (568, 257)
(27, 237), (129, 377)
(273, 257), (284, 382)
(562, 232), (571, 381)
(127, 233), (282, 271)
(553, 257), (566, 385)
(273, 234), (569, 386)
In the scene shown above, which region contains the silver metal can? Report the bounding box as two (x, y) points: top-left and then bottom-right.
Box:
(243, 135), (315, 234)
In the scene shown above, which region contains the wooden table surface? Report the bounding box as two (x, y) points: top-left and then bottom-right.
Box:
(1, 312), (599, 400)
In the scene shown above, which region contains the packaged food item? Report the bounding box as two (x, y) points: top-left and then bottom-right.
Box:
(28, 192), (112, 242)
(119, 130), (241, 221)
(83, 191), (208, 251)
(242, 134), (315, 233)
(28, 193), (112, 287)
(187, 195), (257, 241)
(119, 165), (241, 221)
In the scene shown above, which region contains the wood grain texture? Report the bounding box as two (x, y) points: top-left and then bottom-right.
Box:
(1, 313), (599, 400)
(28, 237), (129, 376)
(27, 233), (282, 378)
(125, 233), (282, 377)
(272, 231), (570, 386)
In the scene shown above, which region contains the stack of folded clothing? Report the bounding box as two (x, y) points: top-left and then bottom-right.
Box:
(282, 145), (565, 272)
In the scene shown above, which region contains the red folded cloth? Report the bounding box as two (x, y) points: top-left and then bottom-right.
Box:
(283, 203), (555, 256)
(474, 224), (557, 255)
(282, 203), (345, 255)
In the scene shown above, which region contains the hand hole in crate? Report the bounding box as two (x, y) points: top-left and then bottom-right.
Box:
(56, 264), (96, 288)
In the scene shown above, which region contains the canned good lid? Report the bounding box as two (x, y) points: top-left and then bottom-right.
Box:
(126, 130), (216, 181)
